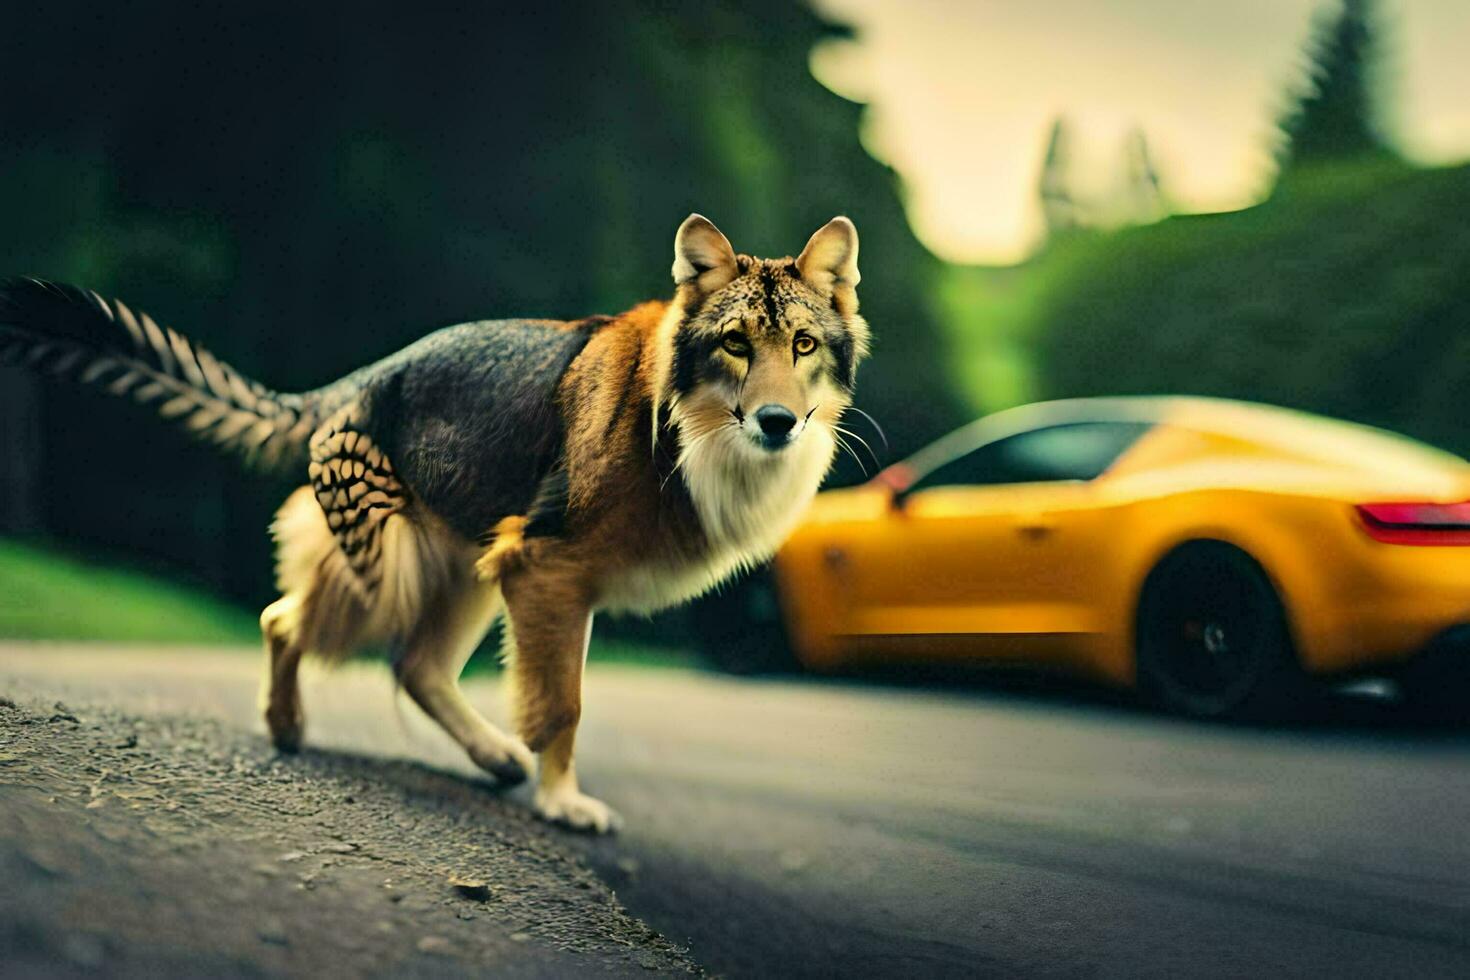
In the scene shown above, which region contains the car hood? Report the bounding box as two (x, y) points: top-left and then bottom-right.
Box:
(800, 484), (893, 524)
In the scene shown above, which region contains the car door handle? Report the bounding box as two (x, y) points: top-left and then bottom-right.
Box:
(1017, 519), (1055, 540)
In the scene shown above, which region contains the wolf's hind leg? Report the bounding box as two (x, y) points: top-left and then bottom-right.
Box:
(260, 596), (306, 752)
(501, 575), (619, 833)
(397, 581), (534, 786)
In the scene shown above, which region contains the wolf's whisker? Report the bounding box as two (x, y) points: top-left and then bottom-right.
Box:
(832, 430), (870, 477)
(834, 423), (881, 472)
(845, 406), (889, 454)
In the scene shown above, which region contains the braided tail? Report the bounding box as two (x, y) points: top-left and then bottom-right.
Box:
(0, 278), (317, 475)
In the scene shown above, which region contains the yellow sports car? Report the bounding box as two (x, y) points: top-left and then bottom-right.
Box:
(695, 397), (1470, 718)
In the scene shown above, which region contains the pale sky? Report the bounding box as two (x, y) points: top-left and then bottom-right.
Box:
(809, 0), (1470, 265)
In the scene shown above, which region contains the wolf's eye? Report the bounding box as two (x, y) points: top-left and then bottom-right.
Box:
(721, 332), (751, 357)
(793, 334), (818, 356)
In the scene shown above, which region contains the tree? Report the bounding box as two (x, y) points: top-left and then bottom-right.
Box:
(1039, 117), (1078, 236)
(1123, 127), (1168, 223)
(1276, 0), (1393, 169)
(0, 0), (965, 609)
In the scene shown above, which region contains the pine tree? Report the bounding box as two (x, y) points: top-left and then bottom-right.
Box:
(1124, 127), (1168, 223)
(1039, 116), (1078, 235)
(1276, 0), (1393, 169)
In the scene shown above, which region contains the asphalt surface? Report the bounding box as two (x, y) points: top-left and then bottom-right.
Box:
(3, 643), (1469, 979)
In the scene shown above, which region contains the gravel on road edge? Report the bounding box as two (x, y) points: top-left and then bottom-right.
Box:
(0, 687), (701, 978)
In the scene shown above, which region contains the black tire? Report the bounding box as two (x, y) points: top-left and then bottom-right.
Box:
(1135, 541), (1305, 720)
(690, 566), (798, 675)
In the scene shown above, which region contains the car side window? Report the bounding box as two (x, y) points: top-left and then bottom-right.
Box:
(910, 421), (1152, 491)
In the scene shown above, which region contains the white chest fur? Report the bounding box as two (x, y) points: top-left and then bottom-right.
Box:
(599, 427), (836, 615)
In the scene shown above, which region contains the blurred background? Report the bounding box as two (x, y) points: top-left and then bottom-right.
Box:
(0, 0), (1466, 653)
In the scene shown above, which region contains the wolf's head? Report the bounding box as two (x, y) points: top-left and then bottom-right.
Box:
(653, 214), (870, 547)
(656, 214), (869, 454)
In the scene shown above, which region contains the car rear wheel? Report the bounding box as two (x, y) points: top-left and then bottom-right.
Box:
(1136, 542), (1304, 720)
(691, 567), (798, 675)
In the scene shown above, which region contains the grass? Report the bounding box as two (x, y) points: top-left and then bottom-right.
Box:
(462, 624), (697, 676)
(0, 538), (699, 668)
(586, 635), (696, 670)
(0, 538), (260, 644)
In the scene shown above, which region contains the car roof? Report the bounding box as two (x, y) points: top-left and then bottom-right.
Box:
(903, 396), (1465, 478)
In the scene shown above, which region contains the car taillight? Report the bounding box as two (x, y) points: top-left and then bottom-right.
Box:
(1355, 501), (1470, 545)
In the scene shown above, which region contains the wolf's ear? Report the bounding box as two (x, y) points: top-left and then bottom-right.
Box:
(796, 216), (860, 296)
(672, 214), (738, 291)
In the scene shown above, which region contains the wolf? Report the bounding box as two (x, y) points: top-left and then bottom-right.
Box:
(0, 215), (868, 831)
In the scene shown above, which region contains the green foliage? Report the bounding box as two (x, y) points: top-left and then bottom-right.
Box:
(934, 264), (1044, 413)
(934, 227), (1132, 415)
(0, 539), (258, 643)
(1021, 2), (1452, 446)
(1031, 158), (1470, 458)
(0, 1), (965, 619)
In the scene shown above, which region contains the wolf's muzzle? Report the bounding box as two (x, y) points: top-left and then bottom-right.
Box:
(754, 404), (797, 450)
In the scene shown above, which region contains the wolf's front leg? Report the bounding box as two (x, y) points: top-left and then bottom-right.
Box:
(501, 573), (620, 834)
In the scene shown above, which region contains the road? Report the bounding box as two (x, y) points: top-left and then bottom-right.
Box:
(3, 644), (1469, 978)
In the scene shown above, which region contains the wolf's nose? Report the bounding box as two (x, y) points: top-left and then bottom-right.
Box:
(755, 404), (797, 442)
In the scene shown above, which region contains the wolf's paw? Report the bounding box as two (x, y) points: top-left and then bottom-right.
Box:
(534, 786), (623, 834)
(469, 736), (535, 788)
(264, 702), (303, 754)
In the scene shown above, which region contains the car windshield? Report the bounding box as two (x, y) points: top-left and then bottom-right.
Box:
(908, 421), (1153, 491)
